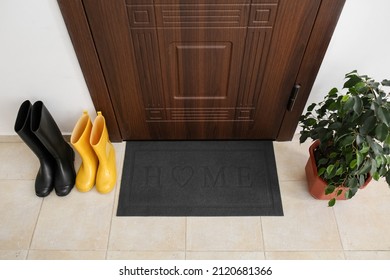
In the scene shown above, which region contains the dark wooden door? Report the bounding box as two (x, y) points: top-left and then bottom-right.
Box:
(82, 0), (324, 140)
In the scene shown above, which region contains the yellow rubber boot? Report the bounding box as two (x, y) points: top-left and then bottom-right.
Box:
(90, 111), (116, 194)
(71, 111), (98, 192)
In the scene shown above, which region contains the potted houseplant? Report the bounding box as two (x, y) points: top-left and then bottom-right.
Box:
(299, 70), (390, 206)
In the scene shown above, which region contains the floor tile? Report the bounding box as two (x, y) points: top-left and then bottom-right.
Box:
(30, 188), (115, 250)
(186, 251), (265, 260)
(265, 251), (345, 260)
(27, 250), (106, 260)
(0, 143), (37, 180)
(0, 250), (28, 260)
(0, 135), (23, 143)
(112, 142), (126, 181)
(273, 140), (311, 182)
(186, 217), (263, 251)
(262, 181), (342, 251)
(334, 180), (390, 250)
(107, 251), (185, 260)
(108, 217), (186, 251)
(0, 180), (42, 250)
(344, 251), (390, 260)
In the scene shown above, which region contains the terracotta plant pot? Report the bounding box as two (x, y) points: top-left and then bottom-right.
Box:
(305, 140), (371, 200)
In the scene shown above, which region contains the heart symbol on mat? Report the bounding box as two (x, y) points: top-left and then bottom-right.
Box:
(172, 166), (194, 188)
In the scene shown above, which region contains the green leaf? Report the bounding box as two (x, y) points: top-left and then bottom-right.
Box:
(299, 132), (310, 144)
(360, 116), (377, 135)
(340, 135), (355, 147)
(328, 122), (342, 130)
(368, 81), (380, 89)
(345, 189), (352, 199)
(346, 186), (358, 199)
(356, 134), (364, 146)
(371, 102), (379, 113)
(359, 175), (366, 186)
(328, 198), (336, 207)
(385, 134), (390, 146)
(325, 185), (335, 195)
(350, 159), (357, 169)
(347, 177), (359, 189)
(329, 152), (338, 158)
(343, 96), (355, 112)
(373, 172), (380, 181)
(358, 160), (371, 175)
(367, 136), (383, 155)
(344, 74), (363, 88)
(352, 96), (363, 115)
(307, 103), (316, 112)
(359, 143), (370, 154)
(345, 70), (358, 77)
(354, 82), (367, 93)
(305, 118), (317, 126)
(328, 101), (339, 111)
(336, 167), (344, 176)
(356, 152), (363, 167)
(341, 95), (350, 102)
(376, 155), (387, 167)
(386, 172), (390, 185)
(370, 158), (378, 176)
(346, 150), (353, 164)
(375, 123), (389, 142)
(318, 167), (326, 176)
(379, 165), (388, 176)
(328, 87), (339, 97)
(326, 165), (335, 176)
(376, 107), (390, 127)
(318, 158), (328, 166)
(382, 79), (390, 87)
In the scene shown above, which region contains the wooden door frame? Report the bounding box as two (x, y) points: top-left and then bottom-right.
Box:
(57, 0), (346, 142)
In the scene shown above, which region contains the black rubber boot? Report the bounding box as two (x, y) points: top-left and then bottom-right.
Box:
(31, 101), (76, 196)
(14, 100), (56, 197)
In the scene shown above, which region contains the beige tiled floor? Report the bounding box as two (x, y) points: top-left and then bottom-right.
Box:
(1, 136), (390, 260)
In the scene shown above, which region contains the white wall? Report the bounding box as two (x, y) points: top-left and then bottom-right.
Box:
(308, 0), (390, 107)
(0, 0), (94, 135)
(0, 0), (389, 136)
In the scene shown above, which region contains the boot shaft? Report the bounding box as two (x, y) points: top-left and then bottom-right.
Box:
(71, 111), (98, 192)
(90, 112), (109, 149)
(91, 111), (117, 194)
(31, 101), (68, 158)
(14, 100), (55, 165)
(71, 111), (93, 146)
(91, 111), (112, 164)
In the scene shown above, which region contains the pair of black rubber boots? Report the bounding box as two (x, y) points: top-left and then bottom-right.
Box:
(14, 100), (76, 197)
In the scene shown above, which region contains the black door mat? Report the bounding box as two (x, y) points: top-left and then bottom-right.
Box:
(117, 141), (283, 216)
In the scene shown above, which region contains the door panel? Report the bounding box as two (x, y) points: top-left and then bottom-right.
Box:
(157, 28), (247, 115)
(247, 0), (323, 138)
(83, 0), (322, 140)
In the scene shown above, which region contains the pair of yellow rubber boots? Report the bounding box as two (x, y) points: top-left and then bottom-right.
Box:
(70, 111), (116, 194)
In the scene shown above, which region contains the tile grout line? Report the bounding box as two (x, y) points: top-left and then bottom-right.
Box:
(259, 217), (267, 260)
(331, 207), (347, 259)
(184, 217), (188, 260)
(105, 142), (126, 259)
(105, 151), (125, 259)
(26, 195), (46, 259)
(104, 190), (117, 260)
